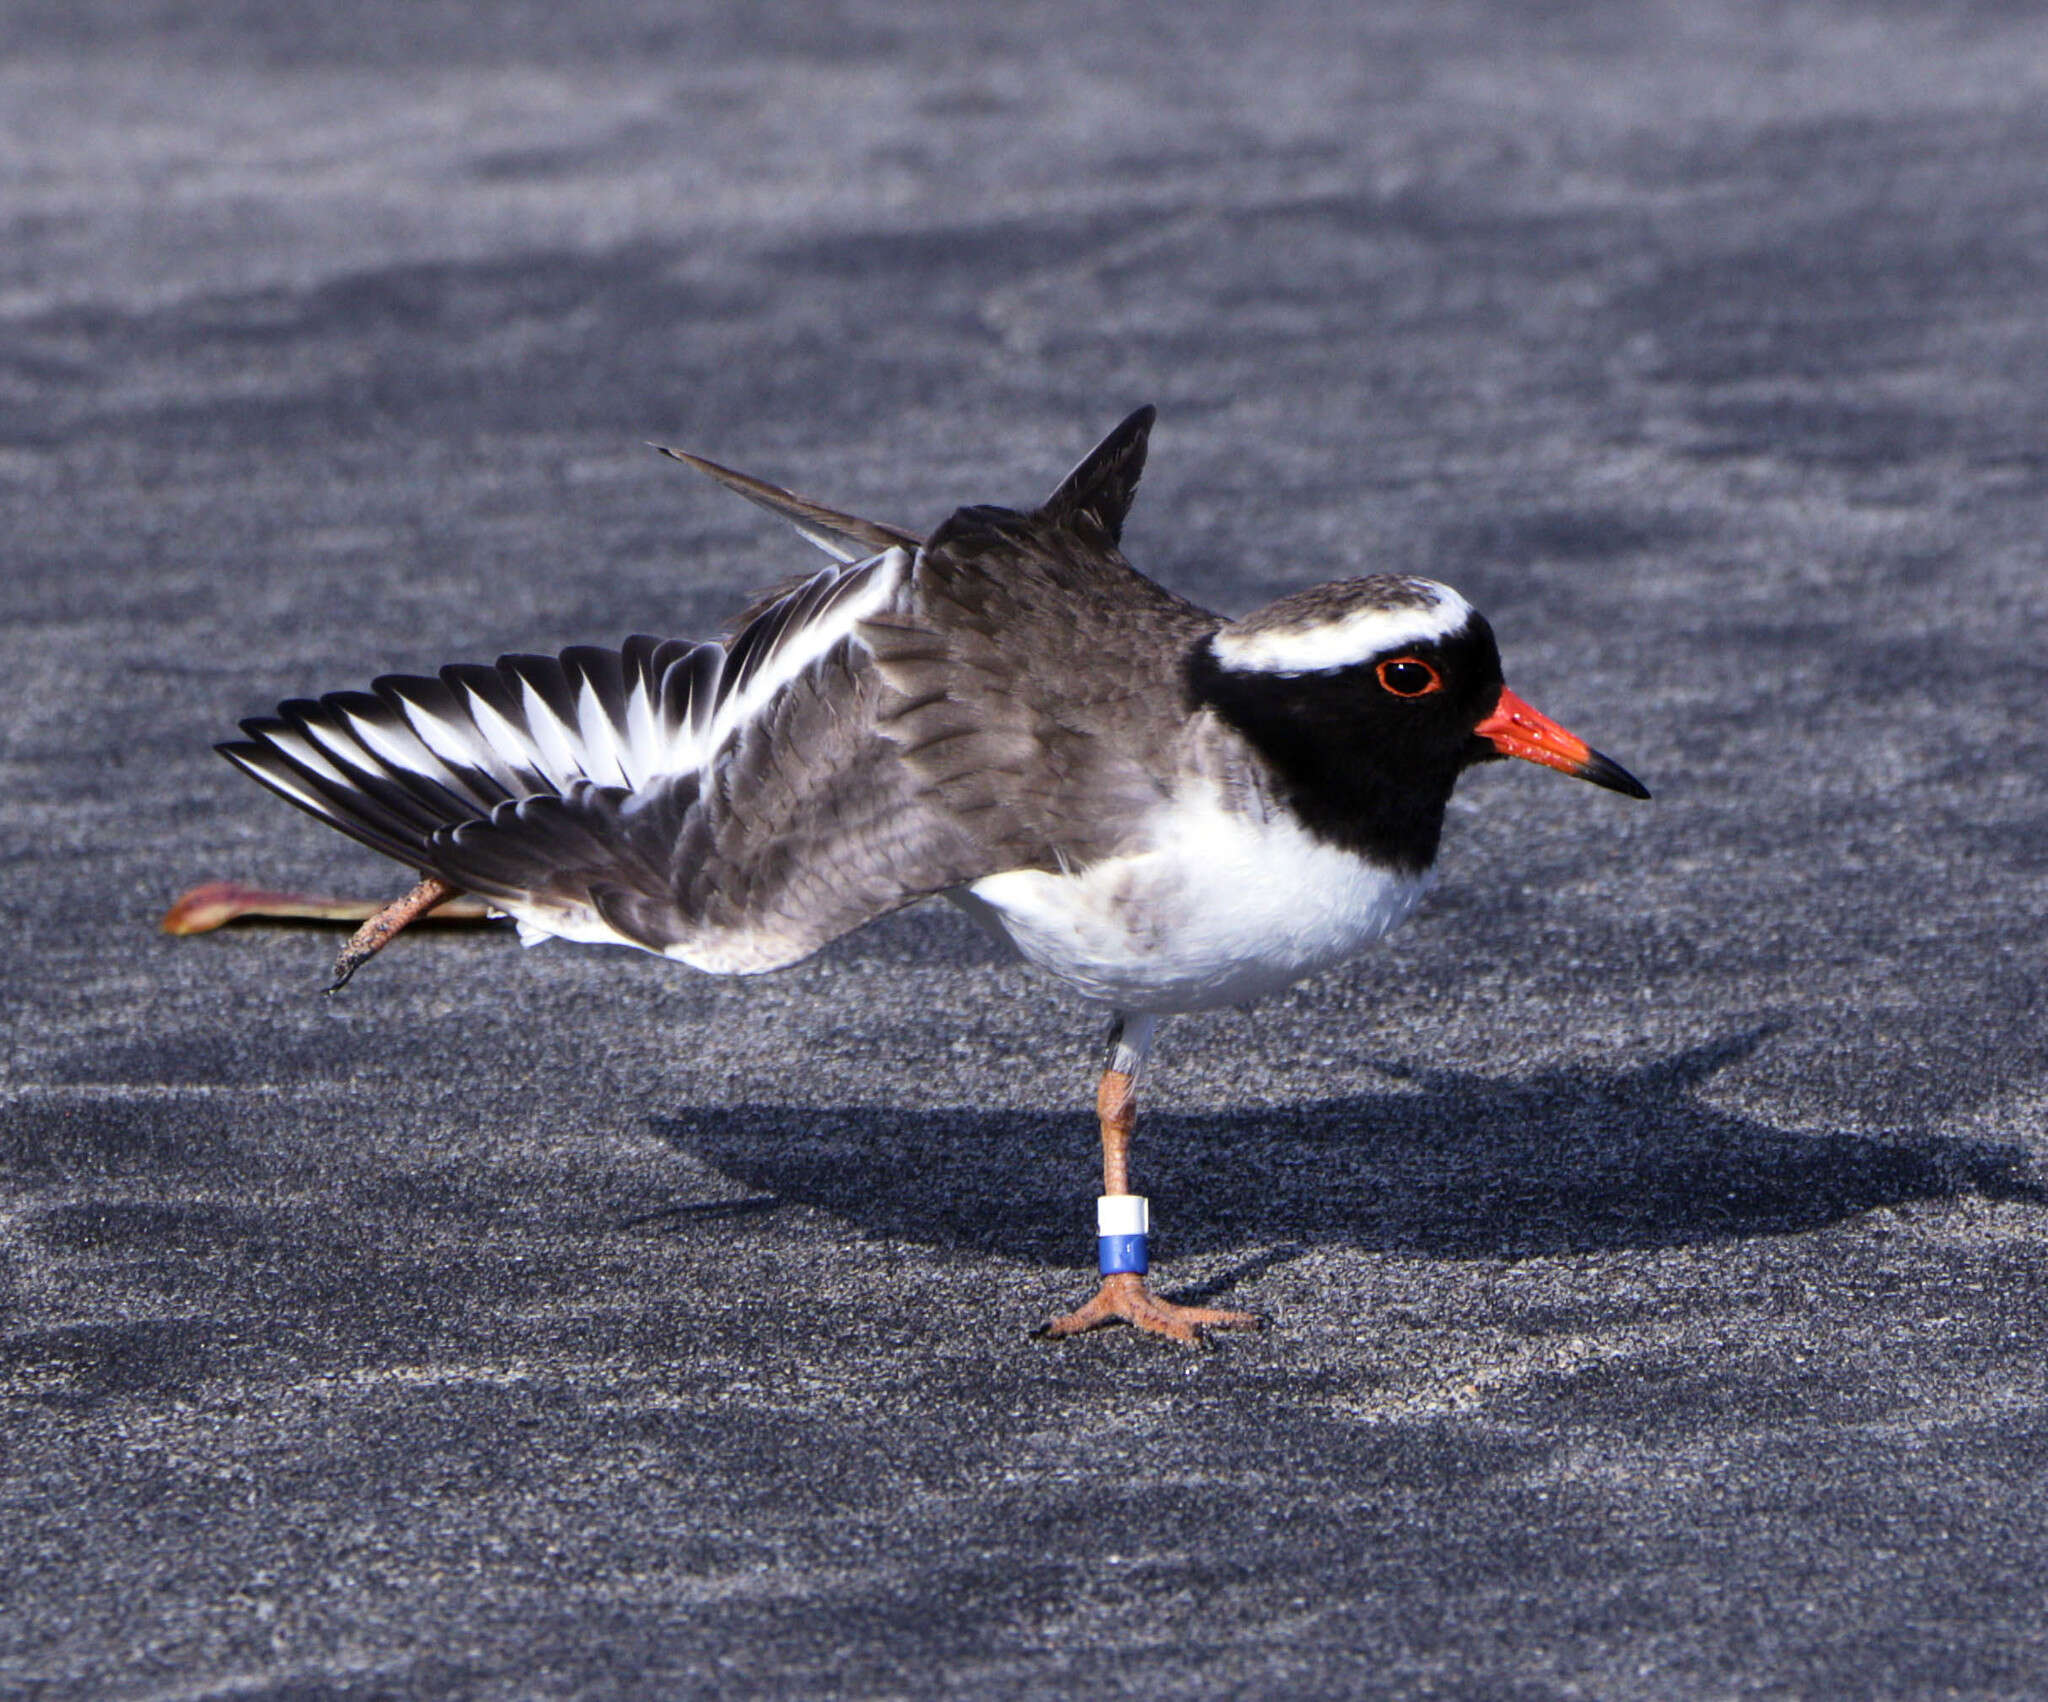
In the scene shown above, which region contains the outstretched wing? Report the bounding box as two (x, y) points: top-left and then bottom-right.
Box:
(220, 548), (989, 973)
(221, 409), (1217, 973)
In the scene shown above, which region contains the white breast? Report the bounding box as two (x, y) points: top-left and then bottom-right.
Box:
(955, 790), (1432, 1014)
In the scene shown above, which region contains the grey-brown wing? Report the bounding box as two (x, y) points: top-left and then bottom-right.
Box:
(430, 649), (991, 972)
(861, 502), (1221, 871)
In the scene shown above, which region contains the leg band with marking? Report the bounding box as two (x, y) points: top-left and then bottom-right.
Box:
(1097, 1194), (1150, 1276)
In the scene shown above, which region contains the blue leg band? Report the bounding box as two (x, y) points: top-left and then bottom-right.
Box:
(1099, 1233), (1148, 1275)
(1097, 1196), (1150, 1276)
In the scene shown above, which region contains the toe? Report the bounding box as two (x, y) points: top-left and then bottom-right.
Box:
(1039, 1275), (1261, 1343)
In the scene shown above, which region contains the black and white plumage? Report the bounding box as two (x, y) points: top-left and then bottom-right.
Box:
(220, 407), (1648, 1342)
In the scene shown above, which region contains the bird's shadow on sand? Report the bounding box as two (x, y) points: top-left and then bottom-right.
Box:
(646, 1031), (2046, 1266)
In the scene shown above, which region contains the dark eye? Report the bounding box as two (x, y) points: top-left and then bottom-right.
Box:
(1376, 657), (1444, 697)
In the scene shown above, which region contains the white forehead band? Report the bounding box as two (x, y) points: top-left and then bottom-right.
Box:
(1209, 584), (1473, 675)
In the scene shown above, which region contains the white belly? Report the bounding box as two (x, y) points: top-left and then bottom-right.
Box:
(954, 797), (1432, 1014)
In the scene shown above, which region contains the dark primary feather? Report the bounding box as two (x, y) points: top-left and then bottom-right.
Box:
(218, 633), (722, 875)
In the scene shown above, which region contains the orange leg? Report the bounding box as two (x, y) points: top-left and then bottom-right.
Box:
(1041, 1024), (1261, 1346)
(162, 879), (494, 934)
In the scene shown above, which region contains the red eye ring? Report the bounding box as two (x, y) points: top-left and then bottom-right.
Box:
(1376, 657), (1444, 697)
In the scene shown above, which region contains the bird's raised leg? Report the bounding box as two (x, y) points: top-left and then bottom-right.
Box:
(327, 875), (463, 991)
(1040, 1014), (1261, 1345)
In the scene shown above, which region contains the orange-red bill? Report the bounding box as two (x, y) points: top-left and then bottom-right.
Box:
(1474, 688), (1650, 799)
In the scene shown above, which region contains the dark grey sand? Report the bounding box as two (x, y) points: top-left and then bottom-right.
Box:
(5, 5), (2048, 1696)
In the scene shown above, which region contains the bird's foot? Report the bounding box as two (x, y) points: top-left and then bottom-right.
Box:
(1039, 1272), (1261, 1345)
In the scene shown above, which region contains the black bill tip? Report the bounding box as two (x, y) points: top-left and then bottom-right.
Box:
(1579, 747), (1651, 800)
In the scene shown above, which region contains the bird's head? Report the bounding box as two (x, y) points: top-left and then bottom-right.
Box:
(1189, 575), (1648, 865)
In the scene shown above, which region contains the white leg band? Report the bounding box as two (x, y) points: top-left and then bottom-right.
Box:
(1096, 1195), (1150, 1235)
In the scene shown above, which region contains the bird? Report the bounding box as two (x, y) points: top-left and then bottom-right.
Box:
(216, 407), (1648, 1343)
